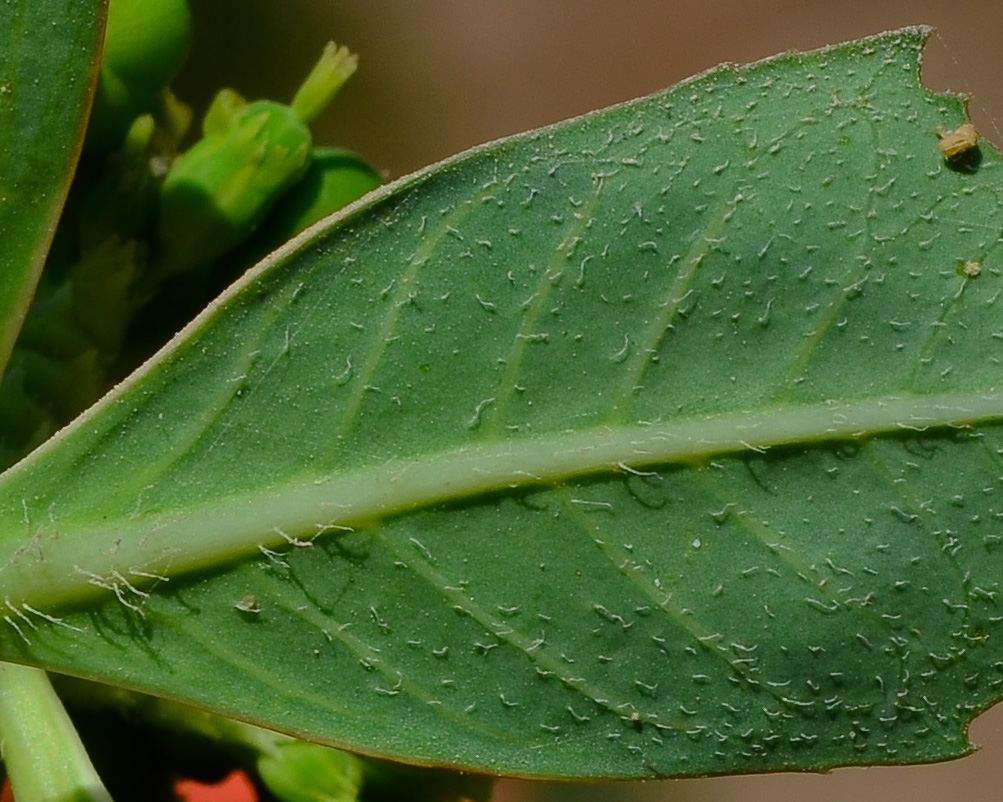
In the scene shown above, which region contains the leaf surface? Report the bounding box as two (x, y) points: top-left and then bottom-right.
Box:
(0, 0), (106, 374)
(3, 27), (1003, 780)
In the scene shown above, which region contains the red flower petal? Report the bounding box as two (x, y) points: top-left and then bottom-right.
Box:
(175, 769), (257, 802)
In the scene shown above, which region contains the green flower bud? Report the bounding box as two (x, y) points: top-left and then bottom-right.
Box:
(87, 0), (192, 153)
(252, 147), (382, 245)
(206, 147), (381, 291)
(151, 43), (361, 281)
(154, 100), (313, 278)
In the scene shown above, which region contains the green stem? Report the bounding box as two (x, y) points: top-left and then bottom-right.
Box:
(0, 662), (113, 802)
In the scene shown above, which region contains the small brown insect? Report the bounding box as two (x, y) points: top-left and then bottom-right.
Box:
(936, 123), (979, 160)
(235, 594), (261, 613)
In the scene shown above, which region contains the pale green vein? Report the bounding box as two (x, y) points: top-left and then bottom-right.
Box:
(331, 183), (495, 444)
(770, 126), (883, 402)
(484, 173), (606, 435)
(9, 388), (1003, 613)
(107, 287), (294, 512)
(165, 607), (359, 719)
(861, 440), (969, 599)
(764, 96), (889, 397)
(372, 521), (682, 732)
(575, 465), (911, 711)
(263, 578), (516, 743)
(612, 191), (742, 418)
(693, 465), (923, 658)
(907, 275), (988, 391)
(557, 489), (800, 711)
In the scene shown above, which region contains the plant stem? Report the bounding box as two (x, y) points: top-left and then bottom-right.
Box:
(0, 662), (113, 802)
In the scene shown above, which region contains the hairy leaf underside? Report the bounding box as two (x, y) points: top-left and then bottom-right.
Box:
(2, 27), (1003, 780)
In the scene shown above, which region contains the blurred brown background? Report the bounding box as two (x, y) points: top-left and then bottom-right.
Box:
(173, 2), (1003, 800)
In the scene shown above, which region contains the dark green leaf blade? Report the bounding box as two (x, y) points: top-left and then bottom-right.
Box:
(0, 0), (106, 374)
(2, 27), (1003, 780)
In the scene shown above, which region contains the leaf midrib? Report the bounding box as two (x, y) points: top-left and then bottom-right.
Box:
(14, 387), (1003, 611)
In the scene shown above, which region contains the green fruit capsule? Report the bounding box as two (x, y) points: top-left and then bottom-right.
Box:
(87, 0), (192, 152)
(256, 147), (382, 242)
(154, 100), (313, 278)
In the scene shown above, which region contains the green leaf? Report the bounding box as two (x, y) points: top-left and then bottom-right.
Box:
(2, 27), (1003, 780)
(0, 0), (107, 375)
